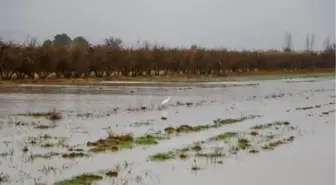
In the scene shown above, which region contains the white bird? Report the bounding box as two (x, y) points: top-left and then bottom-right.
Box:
(159, 96), (171, 110)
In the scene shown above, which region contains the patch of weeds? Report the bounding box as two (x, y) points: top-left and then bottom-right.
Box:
(76, 109), (117, 119)
(16, 108), (62, 121)
(209, 132), (238, 141)
(262, 136), (295, 151)
(149, 151), (175, 161)
(148, 120), (297, 163)
(164, 126), (176, 134)
(228, 145), (240, 155)
(296, 105), (322, 110)
(0, 172), (10, 183)
(17, 112), (52, 118)
(28, 152), (61, 160)
(49, 108), (62, 120)
(105, 164), (121, 178)
(13, 120), (30, 126)
(191, 166), (201, 171)
(42, 140), (67, 148)
(196, 150), (226, 158)
(284, 136), (295, 142)
(126, 106), (151, 112)
(68, 148), (84, 152)
(213, 115), (260, 125)
(61, 152), (89, 158)
(40, 142), (55, 148)
(264, 134), (276, 141)
(251, 123), (273, 130)
(0, 152), (9, 157)
(134, 134), (168, 145)
(119, 140), (135, 149)
(321, 110), (335, 115)
(54, 173), (103, 185)
(87, 132), (135, 153)
(249, 149), (259, 154)
(282, 121), (290, 125)
(329, 102), (335, 105)
(250, 130), (259, 136)
(237, 138), (251, 150)
(250, 121), (290, 130)
(88, 131), (170, 152)
(296, 106), (314, 111)
(191, 143), (202, 151)
(265, 93), (285, 99)
(39, 165), (58, 175)
(179, 153), (188, 159)
(84, 115), (260, 154)
(27, 134), (68, 148)
(35, 124), (57, 129)
(164, 115), (261, 134)
(22, 146), (29, 152)
(106, 170), (118, 177)
(132, 120), (153, 127)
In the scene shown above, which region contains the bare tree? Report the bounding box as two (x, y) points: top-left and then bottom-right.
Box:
(309, 34), (315, 51)
(323, 37), (331, 51)
(305, 33), (315, 52)
(104, 37), (123, 48)
(283, 32), (293, 52)
(305, 34), (310, 52)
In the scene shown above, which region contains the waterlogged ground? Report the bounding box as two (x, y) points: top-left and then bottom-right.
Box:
(0, 77), (335, 185)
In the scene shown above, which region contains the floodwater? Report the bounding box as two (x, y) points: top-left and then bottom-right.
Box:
(0, 78), (335, 185)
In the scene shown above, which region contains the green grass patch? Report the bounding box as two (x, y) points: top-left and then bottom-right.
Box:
(54, 173), (103, 185)
(149, 152), (175, 161)
(250, 121), (290, 130)
(209, 132), (239, 141)
(34, 124), (57, 129)
(17, 112), (53, 118)
(164, 115), (261, 134)
(87, 133), (170, 153)
(15, 109), (62, 120)
(149, 120), (296, 162)
(134, 134), (168, 145)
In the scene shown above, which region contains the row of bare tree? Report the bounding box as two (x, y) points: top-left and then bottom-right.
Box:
(0, 40), (334, 80)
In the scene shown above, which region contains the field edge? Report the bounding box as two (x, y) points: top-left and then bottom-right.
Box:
(0, 70), (334, 87)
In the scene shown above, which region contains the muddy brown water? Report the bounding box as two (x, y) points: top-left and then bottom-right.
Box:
(0, 78), (334, 185)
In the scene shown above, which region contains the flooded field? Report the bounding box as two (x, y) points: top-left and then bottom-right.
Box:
(0, 77), (335, 185)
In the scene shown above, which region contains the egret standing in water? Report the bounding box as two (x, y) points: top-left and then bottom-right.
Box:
(159, 96), (171, 120)
(159, 96), (171, 110)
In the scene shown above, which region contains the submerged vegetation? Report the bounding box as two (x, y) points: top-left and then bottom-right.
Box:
(164, 115), (261, 134)
(26, 134), (68, 148)
(86, 131), (170, 153)
(150, 152), (175, 161)
(87, 114), (261, 153)
(15, 108), (62, 120)
(87, 132), (135, 152)
(149, 121), (297, 162)
(54, 173), (103, 185)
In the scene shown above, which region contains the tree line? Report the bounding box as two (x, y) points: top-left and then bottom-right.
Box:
(0, 33), (335, 80)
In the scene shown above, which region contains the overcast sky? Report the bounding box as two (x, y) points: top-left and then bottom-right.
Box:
(1, 0), (335, 50)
